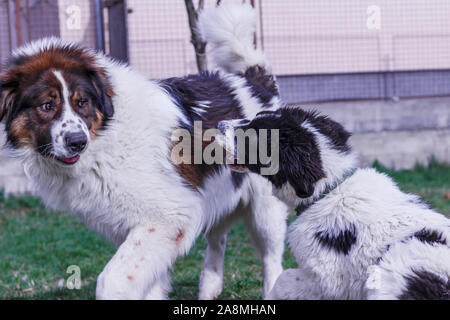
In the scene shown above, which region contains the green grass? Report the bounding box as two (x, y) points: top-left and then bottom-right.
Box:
(0, 162), (448, 300)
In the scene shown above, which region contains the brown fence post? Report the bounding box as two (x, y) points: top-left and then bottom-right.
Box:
(14, 0), (22, 46)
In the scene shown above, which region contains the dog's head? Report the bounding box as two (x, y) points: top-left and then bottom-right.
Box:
(0, 39), (114, 166)
(217, 108), (352, 206)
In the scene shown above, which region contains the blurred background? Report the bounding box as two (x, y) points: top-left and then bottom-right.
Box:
(1, 0), (450, 194)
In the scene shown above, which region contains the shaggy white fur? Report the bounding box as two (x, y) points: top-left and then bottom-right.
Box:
(198, 1), (270, 74)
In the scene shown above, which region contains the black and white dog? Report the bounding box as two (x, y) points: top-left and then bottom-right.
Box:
(218, 107), (450, 299)
(0, 2), (289, 299)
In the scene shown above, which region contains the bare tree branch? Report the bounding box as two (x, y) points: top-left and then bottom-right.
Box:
(184, 0), (208, 72)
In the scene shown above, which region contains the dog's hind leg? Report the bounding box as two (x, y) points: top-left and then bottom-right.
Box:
(243, 174), (289, 298)
(96, 219), (195, 300)
(199, 208), (242, 300)
(198, 231), (228, 300)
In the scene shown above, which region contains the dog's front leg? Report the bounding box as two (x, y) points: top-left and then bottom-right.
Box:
(96, 222), (189, 300)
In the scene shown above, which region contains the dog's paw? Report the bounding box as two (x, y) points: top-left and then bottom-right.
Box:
(198, 269), (223, 300)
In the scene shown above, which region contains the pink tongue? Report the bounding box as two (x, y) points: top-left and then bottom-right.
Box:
(59, 155), (80, 163)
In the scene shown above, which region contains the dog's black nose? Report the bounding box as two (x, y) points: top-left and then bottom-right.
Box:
(65, 132), (88, 153)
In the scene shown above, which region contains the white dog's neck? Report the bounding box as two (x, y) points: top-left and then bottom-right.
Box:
(294, 167), (358, 215)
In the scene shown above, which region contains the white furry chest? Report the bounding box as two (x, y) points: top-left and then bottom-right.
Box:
(31, 166), (132, 243)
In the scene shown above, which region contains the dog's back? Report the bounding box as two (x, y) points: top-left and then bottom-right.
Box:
(366, 227), (450, 300)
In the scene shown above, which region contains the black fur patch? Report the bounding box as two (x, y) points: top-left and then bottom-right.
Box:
(242, 66), (279, 107)
(315, 224), (357, 255)
(162, 71), (243, 127)
(308, 113), (351, 153)
(231, 171), (246, 189)
(413, 228), (447, 246)
(399, 269), (450, 300)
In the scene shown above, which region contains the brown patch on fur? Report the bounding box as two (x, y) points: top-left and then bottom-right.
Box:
(127, 275), (134, 281)
(171, 128), (227, 190)
(89, 109), (104, 139)
(5, 50), (86, 88)
(134, 240), (141, 247)
(0, 86), (16, 122)
(175, 229), (184, 245)
(148, 228), (155, 233)
(9, 114), (33, 147)
(173, 136), (202, 189)
(176, 164), (202, 189)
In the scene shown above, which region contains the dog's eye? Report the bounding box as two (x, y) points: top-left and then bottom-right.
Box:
(77, 100), (88, 109)
(40, 103), (53, 112)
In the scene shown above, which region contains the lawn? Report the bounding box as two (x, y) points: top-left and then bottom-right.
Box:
(0, 162), (449, 300)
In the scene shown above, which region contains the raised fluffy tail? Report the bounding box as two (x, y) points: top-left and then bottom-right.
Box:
(198, 1), (270, 74)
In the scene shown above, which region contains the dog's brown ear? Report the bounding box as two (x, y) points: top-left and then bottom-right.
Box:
(86, 66), (114, 119)
(0, 76), (18, 123)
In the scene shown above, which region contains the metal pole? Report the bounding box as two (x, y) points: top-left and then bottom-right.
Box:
(93, 0), (105, 52)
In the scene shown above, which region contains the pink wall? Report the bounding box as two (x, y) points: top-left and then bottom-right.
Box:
(125, 0), (450, 78)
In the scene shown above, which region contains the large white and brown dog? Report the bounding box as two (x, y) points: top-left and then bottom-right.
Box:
(217, 108), (450, 299)
(0, 2), (289, 299)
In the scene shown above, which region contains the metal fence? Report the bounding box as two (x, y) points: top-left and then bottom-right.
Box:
(1, 0), (450, 104)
